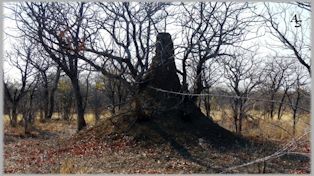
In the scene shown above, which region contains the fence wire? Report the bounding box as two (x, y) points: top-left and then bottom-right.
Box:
(220, 130), (310, 173)
(147, 86), (310, 173)
(148, 86), (310, 113)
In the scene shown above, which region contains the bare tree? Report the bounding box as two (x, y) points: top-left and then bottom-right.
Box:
(10, 2), (171, 130)
(90, 78), (103, 122)
(262, 57), (292, 119)
(28, 46), (61, 121)
(289, 2), (311, 12)
(177, 2), (255, 97)
(8, 1), (310, 136)
(261, 3), (311, 75)
(79, 2), (170, 82)
(12, 2), (92, 130)
(199, 60), (222, 117)
(286, 66), (309, 136)
(57, 77), (74, 121)
(223, 54), (262, 134)
(3, 39), (35, 127)
(20, 75), (39, 134)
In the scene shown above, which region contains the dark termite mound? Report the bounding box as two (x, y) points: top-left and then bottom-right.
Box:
(82, 33), (246, 148)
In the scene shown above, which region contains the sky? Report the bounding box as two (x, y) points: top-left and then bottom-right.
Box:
(2, 2), (311, 89)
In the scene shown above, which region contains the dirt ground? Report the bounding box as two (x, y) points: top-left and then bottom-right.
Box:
(4, 119), (310, 174)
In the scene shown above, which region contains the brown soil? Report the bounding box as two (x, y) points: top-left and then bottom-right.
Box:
(4, 118), (310, 174)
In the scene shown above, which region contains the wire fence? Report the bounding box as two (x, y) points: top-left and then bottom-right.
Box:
(85, 84), (310, 173)
(220, 130), (310, 173)
(148, 86), (310, 113)
(147, 86), (310, 173)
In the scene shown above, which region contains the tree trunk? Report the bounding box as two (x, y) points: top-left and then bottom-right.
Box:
(277, 88), (288, 120)
(232, 98), (242, 134)
(25, 88), (36, 134)
(293, 112), (297, 136)
(47, 67), (61, 119)
(233, 115), (238, 134)
(10, 104), (18, 127)
(269, 93), (275, 119)
(192, 62), (205, 103)
(194, 67), (203, 94)
(42, 74), (49, 119)
(117, 83), (123, 110)
(43, 88), (49, 119)
(94, 110), (100, 122)
(110, 90), (116, 114)
(71, 77), (87, 131)
(204, 96), (211, 118)
(47, 92), (55, 119)
(239, 111), (243, 134)
(292, 90), (300, 136)
(24, 112), (29, 134)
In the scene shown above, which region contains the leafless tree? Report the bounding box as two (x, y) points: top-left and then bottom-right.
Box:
(261, 3), (311, 75)
(3, 39), (36, 127)
(289, 2), (311, 12)
(28, 46), (61, 121)
(262, 57), (292, 119)
(222, 53), (262, 134)
(12, 2), (93, 130)
(199, 60), (222, 117)
(275, 71), (297, 121)
(7, 2), (311, 136)
(286, 66), (309, 135)
(57, 77), (74, 121)
(20, 75), (40, 134)
(10, 2), (171, 130)
(69, 2), (171, 84)
(177, 2), (256, 97)
(89, 79), (103, 122)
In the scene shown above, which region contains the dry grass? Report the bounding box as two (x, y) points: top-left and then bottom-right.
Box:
(209, 108), (310, 141)
(3, 111), (112, 126)
(3, 108), (309, 142)
(3, 108), (310, 174)
(3, 114), (24, 125)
